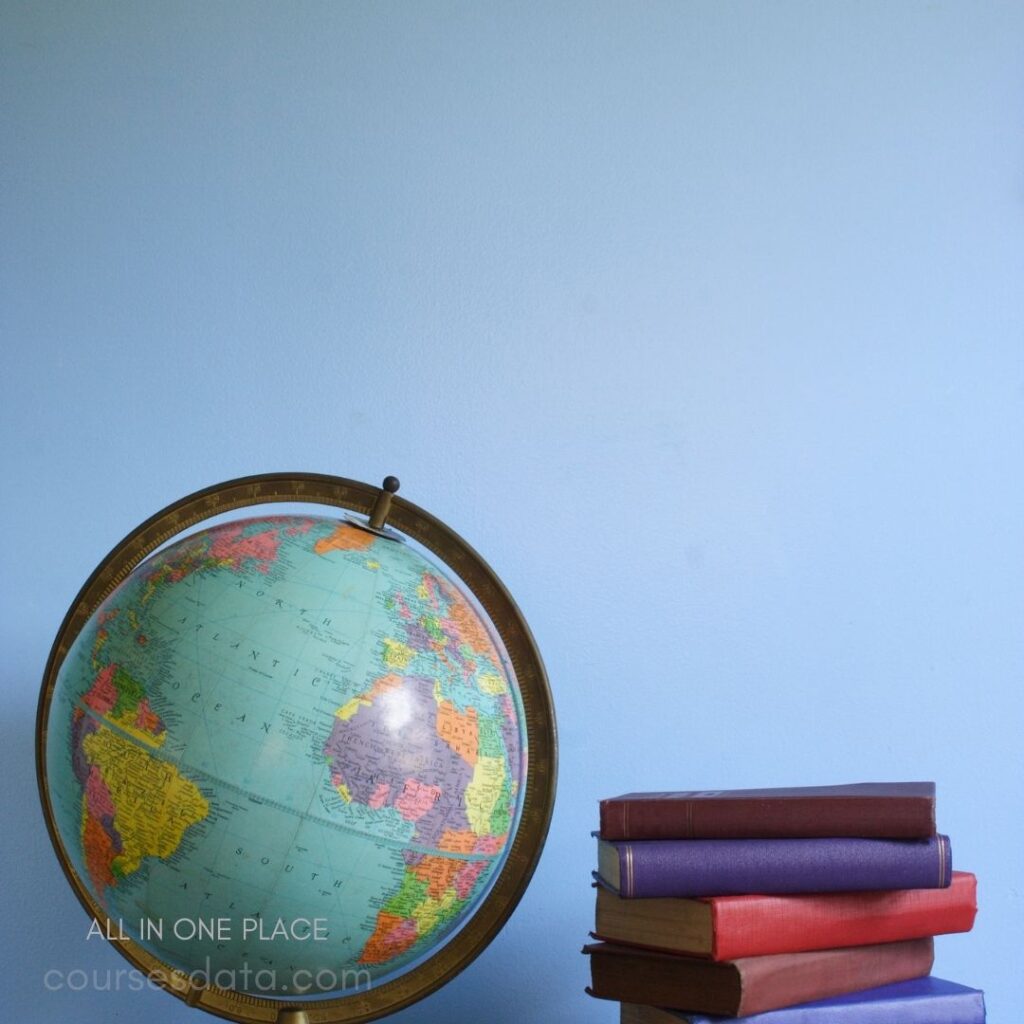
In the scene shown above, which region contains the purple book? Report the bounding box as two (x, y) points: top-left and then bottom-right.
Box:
(597, 834), (951, 898)
(621, 976), (986, 1023)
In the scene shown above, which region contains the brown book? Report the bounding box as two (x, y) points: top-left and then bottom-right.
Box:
(583, 938), (935, 1016)
(593, 872), (977, 959)
(599, 783), (936, 840)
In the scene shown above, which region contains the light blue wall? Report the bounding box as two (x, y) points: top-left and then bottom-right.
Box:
(3, 2), (1022, 1020)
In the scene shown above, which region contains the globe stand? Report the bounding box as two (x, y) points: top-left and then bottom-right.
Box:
(36, 472), (557, 1024)
(276, 1011), (310, 1024)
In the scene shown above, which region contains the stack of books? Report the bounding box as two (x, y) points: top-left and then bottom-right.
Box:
(585, 782), (985, 1022)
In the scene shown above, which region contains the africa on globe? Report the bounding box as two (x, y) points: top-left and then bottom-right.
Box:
(37, 474), (556, 1023)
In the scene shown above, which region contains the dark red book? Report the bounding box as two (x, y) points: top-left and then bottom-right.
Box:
(599, 782), (936, 840)
(593, 871), (977, 959)
(583, 938), (935, 1016)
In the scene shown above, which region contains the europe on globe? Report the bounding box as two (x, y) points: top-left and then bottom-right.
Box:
(37, 475), (556, 1023)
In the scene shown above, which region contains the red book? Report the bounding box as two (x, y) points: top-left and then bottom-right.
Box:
(593, 871), (977, 959)
(584, 938), (935, 1017)
(599, 782), (936, 840)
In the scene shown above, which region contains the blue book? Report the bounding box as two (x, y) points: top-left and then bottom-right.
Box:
(619, 976), (986, 1024)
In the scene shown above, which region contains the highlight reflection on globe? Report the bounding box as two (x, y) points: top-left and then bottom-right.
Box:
(44, 512), (527, 998)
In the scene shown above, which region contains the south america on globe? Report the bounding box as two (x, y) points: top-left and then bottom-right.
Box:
(39, 477), (547, 1017)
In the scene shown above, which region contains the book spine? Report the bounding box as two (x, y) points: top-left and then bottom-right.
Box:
(710, 871), (976, 959)
(600, 794), (935, 840)
(611, 835), (951, 898)
(586, 939), (935, 1016)
(736, 939), (935, 1016)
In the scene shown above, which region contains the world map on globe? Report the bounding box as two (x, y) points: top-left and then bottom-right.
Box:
(44, 513), (527, 997)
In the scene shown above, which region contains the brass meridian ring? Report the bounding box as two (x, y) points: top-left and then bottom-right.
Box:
(36, 472), (557, 1024)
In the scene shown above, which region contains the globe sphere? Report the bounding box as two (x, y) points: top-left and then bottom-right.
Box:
(43, 513), (528, 1002)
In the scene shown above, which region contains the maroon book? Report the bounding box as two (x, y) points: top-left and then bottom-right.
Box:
(599, 782), (936, 840)
(583, 938), (935, 1016)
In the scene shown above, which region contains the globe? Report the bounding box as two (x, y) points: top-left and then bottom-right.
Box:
(37, 475), (555, 1023)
